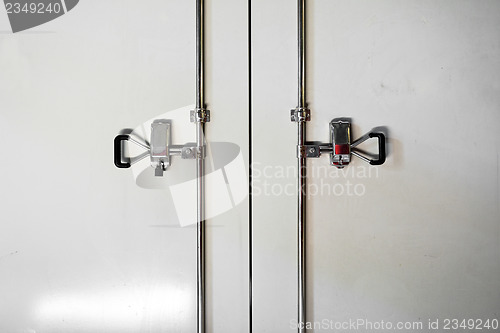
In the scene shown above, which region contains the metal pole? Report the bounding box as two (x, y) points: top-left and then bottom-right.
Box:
(196, 122), (205, 333)
(298, 0), (306, 109)
(195, 0), (206, 333)
(196, 0), (204, 111)
(297, 0), (307, 332)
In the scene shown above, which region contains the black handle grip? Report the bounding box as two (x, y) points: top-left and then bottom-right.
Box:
(114, 135), (131, 168)
(368, 132), (386, 165)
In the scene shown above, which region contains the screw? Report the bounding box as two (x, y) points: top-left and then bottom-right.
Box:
(185, 148), (192, 155)
(309, 147), (315, 154)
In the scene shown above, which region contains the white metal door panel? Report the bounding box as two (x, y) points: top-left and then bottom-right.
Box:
(251, 1), (297, 332)
(0, 0), (249, 332)
(205, 0), (249, 332)
(252, 0), (500, 332)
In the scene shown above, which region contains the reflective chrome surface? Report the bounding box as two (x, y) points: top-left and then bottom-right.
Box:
(195, 1), (207, 332)
(296, 1), (307, 332)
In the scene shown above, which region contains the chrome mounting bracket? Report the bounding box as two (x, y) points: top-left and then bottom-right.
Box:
(290, 107), (311, 122)
(190, 108), (211, 123)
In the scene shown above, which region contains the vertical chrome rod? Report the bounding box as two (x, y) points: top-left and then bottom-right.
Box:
(195, 0), (206, 333)
(298, 0), (306, 109)
(297, 0), (307, 332)
(196, 122), (205, 333)
(196, 0), (205, 111)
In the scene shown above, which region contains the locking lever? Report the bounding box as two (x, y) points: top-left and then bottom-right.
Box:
(296, 119), (386, 168)
(114, 134), (150, 169)
(329, 119), (386, 168)
(114, 119), (204, 176)
(350, 132), (386, 166)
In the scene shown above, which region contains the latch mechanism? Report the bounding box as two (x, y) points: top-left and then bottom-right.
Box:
(297, 119), (386, 168)
(114, 119), (203, 177)
(330, 120), (351, 167)
(150, 120), (171, 176)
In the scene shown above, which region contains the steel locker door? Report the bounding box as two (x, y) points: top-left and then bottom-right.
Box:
(0, 0), (249, 332)
(250, 1), (297, 331)
(251, 0), (500, 332)
(204, 0), (249, 331)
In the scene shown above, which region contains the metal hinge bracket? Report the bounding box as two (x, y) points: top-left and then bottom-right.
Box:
(190, 108), (211, 123)
(180, 145), (205, 159)
(290, 107), (311, 122)
(297, 144), (321, 158)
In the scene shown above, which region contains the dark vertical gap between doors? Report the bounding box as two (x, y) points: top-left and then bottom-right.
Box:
(248, 0), (253, 332)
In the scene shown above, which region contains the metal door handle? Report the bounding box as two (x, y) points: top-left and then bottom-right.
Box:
(367, 132), (386, 165)
(350, 132), (386, 166)
(114, 134), (131, 168)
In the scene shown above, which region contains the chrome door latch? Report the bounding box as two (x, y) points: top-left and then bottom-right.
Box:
(114, 119), (204, 177)
(150, 120), (172, 175)
(297, 119), (386, 168)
